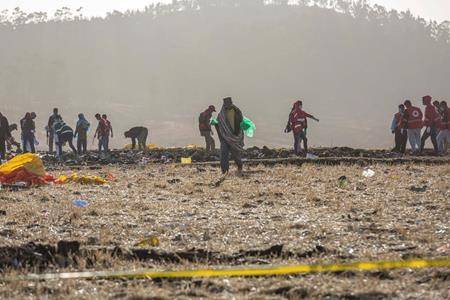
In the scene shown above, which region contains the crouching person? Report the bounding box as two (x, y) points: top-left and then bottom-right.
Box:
(53, 118), (77, 157)
(125, 127), (149, 151)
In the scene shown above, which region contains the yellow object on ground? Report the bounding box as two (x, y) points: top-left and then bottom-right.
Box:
(55, 173), (107, 185)
(181, 157), (192, 164)
(10, 258), (450, 281)
(186, 144), (200, 149)
(0, 153), (45, 177)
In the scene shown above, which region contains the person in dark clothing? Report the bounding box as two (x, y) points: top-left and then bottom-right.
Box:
(125, 127), (149, 150)
(215, 97), (244, 175)
(53, 118), (77, 157)
(199, 105), (216, 151)
(6, 124), (21, 152)
(21, 112), (36, 153)
(47, 108), (61, 153)
(390, 104), (407, 153)
(74, 113), (90, 155)
(0, 112), (12, 160)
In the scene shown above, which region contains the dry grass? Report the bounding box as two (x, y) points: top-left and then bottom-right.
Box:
(0, 163), (449, 299)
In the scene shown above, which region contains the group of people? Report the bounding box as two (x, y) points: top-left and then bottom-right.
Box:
(0, 108), (116, 160)
(391, 96), (449, 155)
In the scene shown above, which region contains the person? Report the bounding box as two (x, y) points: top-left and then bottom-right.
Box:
(404, 100), (423, 154)
(124, 127), (149, 151)
(74, 113), (90, 155)
(102, 114), (113, 151)
(215, 97), (244, 175)
(94, 113), (109, 153)
(390, 104), (407, 154)
(21, 112), (36, 153)
(0, 112), (12, 160)
(420, 95), (440, 154)
(285, 100), (319, 156)
(437, 101), (449, 155)
(6, 124), (21, 152)
(47, 108), (60, 153)
(199, 105), (216, 151)
(53, 118), (77, 157)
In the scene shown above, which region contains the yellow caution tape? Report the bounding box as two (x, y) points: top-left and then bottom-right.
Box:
(12, 258), (450, 281)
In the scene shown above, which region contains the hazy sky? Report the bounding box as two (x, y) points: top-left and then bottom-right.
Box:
(1, 0), (449, 22)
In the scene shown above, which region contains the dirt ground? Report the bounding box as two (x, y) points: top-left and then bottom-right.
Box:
(0, 162), (449, 299)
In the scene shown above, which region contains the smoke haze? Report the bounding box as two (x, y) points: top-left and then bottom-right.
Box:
(0, 0), (449, 149)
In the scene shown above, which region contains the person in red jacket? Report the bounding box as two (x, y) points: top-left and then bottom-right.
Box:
(285, 100), (319, 156)
(437, 101), (449, 155)
(420, 95), (440, 154)
(198, 105), (216, 151)
(403, 100), (423, 154)
(390, 104), (407, 153)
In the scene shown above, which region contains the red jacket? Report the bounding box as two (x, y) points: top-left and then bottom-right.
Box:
(289, 106), (313, 134)
(405, 106), (423, 129)
(423, 103), (440, 127)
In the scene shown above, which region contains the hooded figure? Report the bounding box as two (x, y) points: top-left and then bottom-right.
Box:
(215, 97), (244, 175)
(74, 113), (90, 154)
(420, 95), (439, 154)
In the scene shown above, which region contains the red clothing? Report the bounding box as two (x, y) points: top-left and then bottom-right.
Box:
(405, 106), (423, 129)
(423, 104), (440, 127)
(289, 107), (313, 134)
(199, 110), (212, 132)
(96, 119), (109, 137)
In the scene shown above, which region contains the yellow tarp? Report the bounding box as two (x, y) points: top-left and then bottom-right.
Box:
(0, 153), (45, 177)
(55, 173), (107, 185)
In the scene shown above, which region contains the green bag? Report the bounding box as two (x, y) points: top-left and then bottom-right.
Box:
(210, 117), (219, 126)
(240, 117), (256, 138)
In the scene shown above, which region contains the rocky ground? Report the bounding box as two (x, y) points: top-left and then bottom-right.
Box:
(0, 159), (449, 299)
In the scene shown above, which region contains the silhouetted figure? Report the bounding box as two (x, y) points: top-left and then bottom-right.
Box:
(199, 105), (216, 151)
(215, 97), (244, 175)
(437, 101), (449, 155)
(420, 95), (439, 154)
(21, 112), (36, 153)
(390, 104), (407, 154)
(53, 118), (77, 157)
(102, 114), (113, 151)
(404, 100), (423, 154)
(125, 127), (149, 150)
(74, 113), (90, 154)
(6, 124), (21, 152)
(0, 112), (11, 160)
(94, 113), (109, 153)
(47, 108), (61, 153)
(285, 100), (319, 156)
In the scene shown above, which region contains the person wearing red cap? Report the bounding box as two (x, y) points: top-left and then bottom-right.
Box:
(285, 100), (319, 156)
(420, 95), (440, 154)
(199, 105), (216, 151)
(403, 100), (423, 154)
(437, 101), (449, 155)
